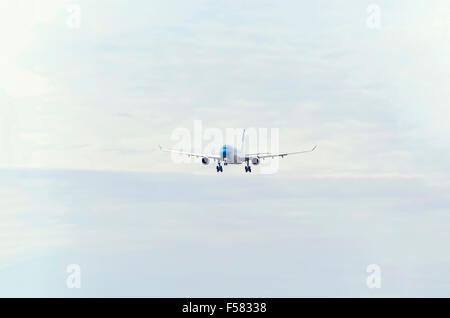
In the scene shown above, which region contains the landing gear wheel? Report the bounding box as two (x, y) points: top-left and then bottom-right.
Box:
(245, 166), (248, 173)
(248, 166), (252, 173)
(219, 166), (223, 172)
(216, 166), (220, 172)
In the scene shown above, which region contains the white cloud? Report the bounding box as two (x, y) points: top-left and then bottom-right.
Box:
(0, 0), (448, 184)
(0, 1), (62, 98)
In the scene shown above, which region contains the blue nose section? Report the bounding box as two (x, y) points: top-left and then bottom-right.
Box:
(222, 145), (227, 159)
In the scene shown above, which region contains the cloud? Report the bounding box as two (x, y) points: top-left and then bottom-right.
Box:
(1, 169), (449, 296)
(0, 1), (63, 98)
(0, 1), (449, 182)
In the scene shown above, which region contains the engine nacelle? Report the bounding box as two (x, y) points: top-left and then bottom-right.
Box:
(251, 158), (260, 165)
(201, 157), (210, 165)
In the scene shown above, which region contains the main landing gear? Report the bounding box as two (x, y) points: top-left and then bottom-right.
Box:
(216, 164), (223, 173)
(245, 161), (252, 173)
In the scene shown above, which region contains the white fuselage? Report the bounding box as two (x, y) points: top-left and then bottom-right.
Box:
(220, 145), (244, 164)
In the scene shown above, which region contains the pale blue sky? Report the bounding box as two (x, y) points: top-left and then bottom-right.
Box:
(0, 0), (449, 296)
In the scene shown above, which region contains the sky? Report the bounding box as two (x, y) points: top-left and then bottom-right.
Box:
(0, 0), (449, 297)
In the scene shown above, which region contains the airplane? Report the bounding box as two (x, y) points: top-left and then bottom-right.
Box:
(159, 129), (316, 173)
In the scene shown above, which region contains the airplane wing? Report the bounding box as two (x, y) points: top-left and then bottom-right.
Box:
(246, 145), (317, 160)
(159, 145), (221, 160)
(245, 152), (270, 156)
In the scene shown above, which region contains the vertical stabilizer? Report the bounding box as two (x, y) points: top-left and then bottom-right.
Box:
(241, 128), (246, 154)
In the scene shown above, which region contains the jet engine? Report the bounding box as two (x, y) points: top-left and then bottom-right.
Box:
(202, 157), (210, 165)
(251, 158), (260, 165)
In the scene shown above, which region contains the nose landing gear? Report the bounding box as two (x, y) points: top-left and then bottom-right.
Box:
(245, 161), (252, 173)
(216, 164), (223, 173)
